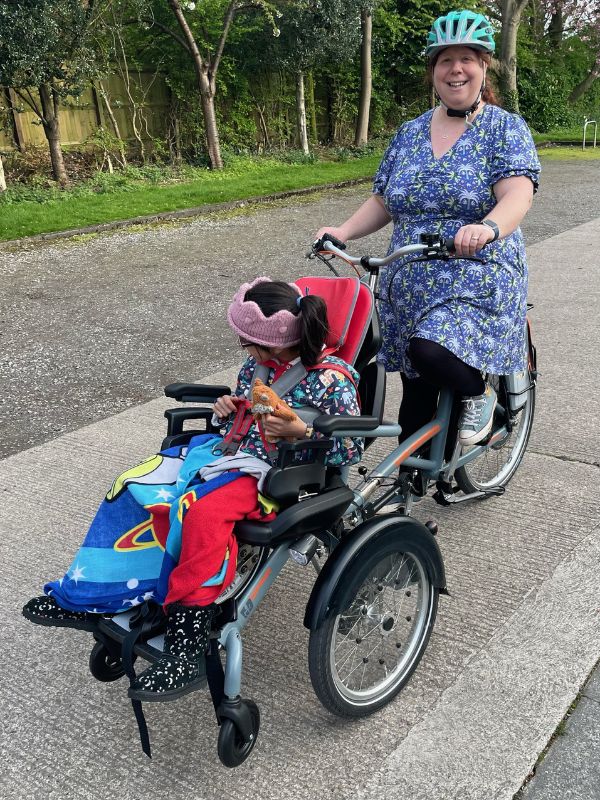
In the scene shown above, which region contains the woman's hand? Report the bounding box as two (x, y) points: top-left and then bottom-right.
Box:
(213, 395), (239, 420)
(453, 223), (495, 257)
(262, 413), (308, 441)
(315, 226), (347, 243)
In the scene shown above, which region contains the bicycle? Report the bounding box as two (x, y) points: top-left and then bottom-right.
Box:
(308, 231), (537, 519)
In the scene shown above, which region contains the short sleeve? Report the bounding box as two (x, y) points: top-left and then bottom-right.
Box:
(373, 126), (406, 196)
(490, 113), (541, 193)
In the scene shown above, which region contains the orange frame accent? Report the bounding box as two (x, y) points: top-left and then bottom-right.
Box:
(393, 423), (442, 467)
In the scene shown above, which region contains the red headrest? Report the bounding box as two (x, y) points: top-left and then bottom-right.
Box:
(296, 276), (374, 366)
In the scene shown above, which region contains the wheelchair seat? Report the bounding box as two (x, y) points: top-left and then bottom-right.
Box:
(164, 274), (386, 544)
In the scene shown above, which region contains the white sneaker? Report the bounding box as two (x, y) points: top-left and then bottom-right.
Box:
(459, 384), (497, 446)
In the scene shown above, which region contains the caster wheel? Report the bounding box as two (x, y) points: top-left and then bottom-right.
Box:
(217, 700), (260, 767)
(89, 641), (133, 682)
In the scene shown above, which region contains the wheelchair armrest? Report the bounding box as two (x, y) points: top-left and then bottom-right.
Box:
(263, 438), (336, 507)
(164, 407), (215, 436)
(164, 382), (232, 402)
(274, 438), (334, 468)
(313, 414), (380, 434)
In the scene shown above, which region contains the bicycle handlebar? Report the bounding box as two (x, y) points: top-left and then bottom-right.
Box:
(308, 232), (457, 271)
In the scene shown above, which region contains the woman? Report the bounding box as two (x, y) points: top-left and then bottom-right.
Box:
(317, 9), (540, 450)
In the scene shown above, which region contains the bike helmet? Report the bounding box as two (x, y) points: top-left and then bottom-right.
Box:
(425, 9), (495, 58)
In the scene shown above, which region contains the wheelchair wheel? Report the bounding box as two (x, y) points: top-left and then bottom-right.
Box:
(308, 541), (438, 717)
(89, 641), (131, 682)
(217, 700), (260, 768)
(455, 373), (535, 493)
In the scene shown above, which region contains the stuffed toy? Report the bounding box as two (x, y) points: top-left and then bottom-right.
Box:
(251, 378), (299, 442)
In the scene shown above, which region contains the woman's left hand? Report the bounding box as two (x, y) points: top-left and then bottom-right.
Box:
(453, 223), (495, 257)
(262, 413), (308, 441)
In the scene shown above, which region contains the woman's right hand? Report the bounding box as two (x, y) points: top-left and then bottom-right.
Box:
(213, 395), (239, 420)
(314, 226), (347, 243)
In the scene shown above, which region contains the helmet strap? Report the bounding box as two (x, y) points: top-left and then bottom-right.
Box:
(443, 80), (485, 124)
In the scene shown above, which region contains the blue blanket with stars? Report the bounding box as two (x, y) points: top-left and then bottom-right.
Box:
(45, 435), (240, 614)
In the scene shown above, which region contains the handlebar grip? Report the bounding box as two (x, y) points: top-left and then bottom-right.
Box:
(444, 237), (455, 252)
(313, 233), (347, 251)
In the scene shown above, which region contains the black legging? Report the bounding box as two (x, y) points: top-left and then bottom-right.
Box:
(398, 338), (485, 458)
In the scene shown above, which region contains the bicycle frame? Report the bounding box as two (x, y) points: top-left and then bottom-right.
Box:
(310, 237), (514, 515)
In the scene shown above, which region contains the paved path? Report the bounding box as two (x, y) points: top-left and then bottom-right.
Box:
(1, 161), (599, 799)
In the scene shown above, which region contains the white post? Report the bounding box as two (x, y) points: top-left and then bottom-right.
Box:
(0, 154), (6, 192)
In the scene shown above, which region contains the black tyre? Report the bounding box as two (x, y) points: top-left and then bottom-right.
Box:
(217, 700), (260, 768)
(455, 373), (535, 493)
(89, 641), (131, 682)
(308, 541), (439, 717)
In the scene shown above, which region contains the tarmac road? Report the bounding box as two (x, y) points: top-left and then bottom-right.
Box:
(0, 159), (599, 460)
(1, 158), (599, 800)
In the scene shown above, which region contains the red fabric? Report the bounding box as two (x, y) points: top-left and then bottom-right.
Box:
(296, 276), (373, 365)
(165, 476), (271, 607)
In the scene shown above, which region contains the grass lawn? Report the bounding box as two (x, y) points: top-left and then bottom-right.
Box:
(537, 144), (600, 160)
(1, 142), (599, 243)
(0, 154), (382, 242)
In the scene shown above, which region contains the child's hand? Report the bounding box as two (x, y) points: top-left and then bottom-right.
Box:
(213, 395), (240, 420)
(263, 413), (307, 442)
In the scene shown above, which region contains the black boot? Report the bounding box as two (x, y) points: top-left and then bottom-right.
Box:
(128, 603), (214, 702)
(22, 595), (99, 632)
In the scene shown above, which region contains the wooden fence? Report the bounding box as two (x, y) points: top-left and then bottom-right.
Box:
(0, 72), (170, 151)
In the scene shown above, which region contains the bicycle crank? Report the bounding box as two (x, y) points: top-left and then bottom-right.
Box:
(433, 485), (505, 506)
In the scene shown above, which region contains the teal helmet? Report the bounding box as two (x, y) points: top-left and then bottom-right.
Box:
(425, 9), (495, 58)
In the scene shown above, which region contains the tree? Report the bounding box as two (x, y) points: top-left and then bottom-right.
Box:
(273, 0), (361, 153)
(143, 0), (280, 168)
(0, 0), (98, 184)
(488, 0), (530, 112)
(355, 4), (373, 145)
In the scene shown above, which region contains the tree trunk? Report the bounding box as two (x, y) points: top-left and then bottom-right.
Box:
(200, 73), (223, 169)
(168, 0), (223, 169)
(497, 0), (528, 113)
(548, 5), (563, 50)
(355, 7), (372, 147)
(38, 83), (68, 186)
(0, 155), (6, 192)
(306, 71), (318, 144)
(295, 71), (309, 155)
(568, 59), (600, 103)
(98, 82), (128, 167)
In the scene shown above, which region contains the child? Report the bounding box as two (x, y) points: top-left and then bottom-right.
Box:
(23, 277), (363, 701)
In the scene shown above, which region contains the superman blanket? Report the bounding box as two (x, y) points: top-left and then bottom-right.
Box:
(45, 435), (249, 614)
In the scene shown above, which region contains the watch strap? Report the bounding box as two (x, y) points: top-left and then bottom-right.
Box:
(481, 219), (500, 241)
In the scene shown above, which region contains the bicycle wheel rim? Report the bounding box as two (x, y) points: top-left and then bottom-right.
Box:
(329, 551), (434, 706)
(459, 376), (534, 489)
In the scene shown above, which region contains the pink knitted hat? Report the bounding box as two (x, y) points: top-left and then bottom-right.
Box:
(227, 276), (303, 348)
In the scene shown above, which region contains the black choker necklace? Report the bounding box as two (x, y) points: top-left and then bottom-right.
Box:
(446, 97), (480, 117)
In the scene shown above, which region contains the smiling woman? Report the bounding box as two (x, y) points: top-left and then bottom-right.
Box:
(315, 8), (540, 458)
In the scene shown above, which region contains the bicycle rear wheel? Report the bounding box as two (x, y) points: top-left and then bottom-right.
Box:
(455, 373), (535, 492)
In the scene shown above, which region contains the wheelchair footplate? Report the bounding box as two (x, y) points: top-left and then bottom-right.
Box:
(97, 610), (166, 664)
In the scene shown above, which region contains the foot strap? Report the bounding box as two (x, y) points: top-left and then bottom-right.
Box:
(122, 601), (166, 759)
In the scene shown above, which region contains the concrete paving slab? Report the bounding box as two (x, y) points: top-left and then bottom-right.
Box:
(519, 695), (600, 800)
(353, 524), (600, 800)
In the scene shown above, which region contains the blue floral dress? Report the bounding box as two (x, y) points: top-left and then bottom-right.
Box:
(373, 104), (541, 377)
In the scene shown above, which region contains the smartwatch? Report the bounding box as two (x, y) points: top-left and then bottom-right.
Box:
(481, 219), (500, 242)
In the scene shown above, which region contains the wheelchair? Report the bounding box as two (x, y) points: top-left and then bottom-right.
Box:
(88, 273), (447, 768)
